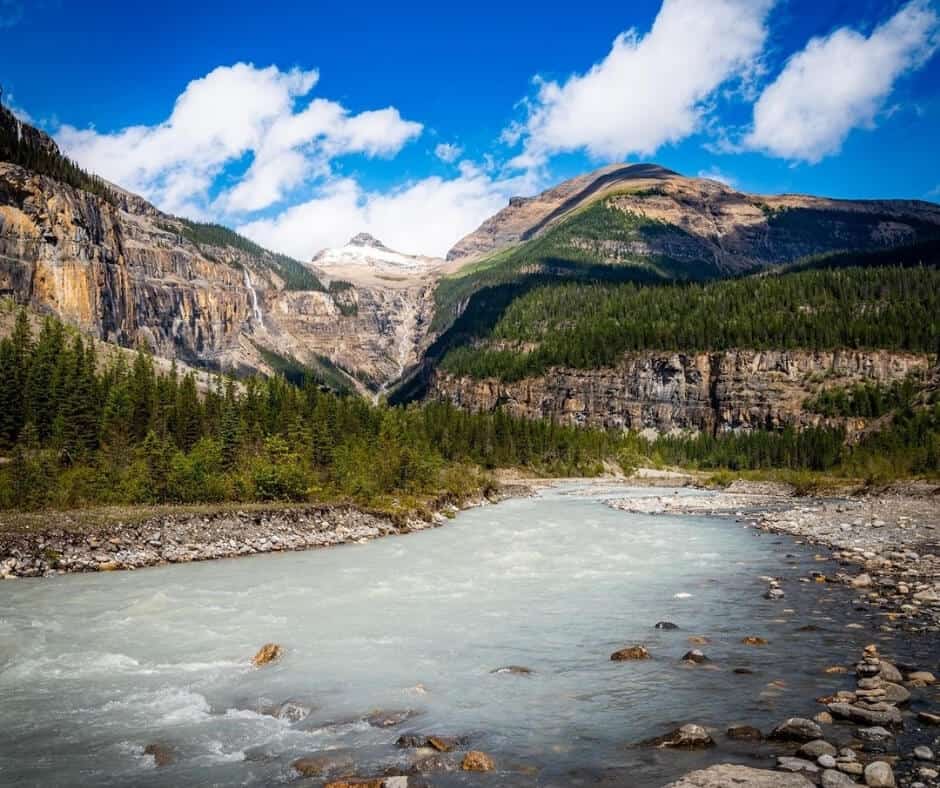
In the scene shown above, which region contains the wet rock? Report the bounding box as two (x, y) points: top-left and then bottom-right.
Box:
(143, 743), (173, 767)
(801, 740), (838, 758)
(665, 764), (814, 787)
(251, 643), (282, 666)
(856, 726), (893, 744)
(681, 649), (709, 664)
(274, 700), (311, 723)
(878, 661), (903, 683)
(611, 645), (650, 661)
(655, 621), (679, 630)
(727, 725), (763, 741)
(815, 712), (835, 724)
(461, 751), (495, 772)
(907, 671), (936, 684)
(770, 717), (824, 742)
(765, 587), (786, 600)
(365, 709), (417, 728)
(292, 753), (354, 777)
(777, 756), (820, 776)
(828, 703), (903, 727)
(918, 711), (940, 725)
(409, 753), (458, 774)
(881, 682), (910, 704)
(742, 636), (769, 646)
(490, 665), (533, 674)
(913, 746), (934, 761)
(822, 769), (859, 787)
(324, 780), (385, 788)
(863, 761), (895, 787)
(687, 635), (710, 645)
(819, 754), (837, 769)
(642, 724), (715, 749)
(733, 667), (754, 675)
(851, 574), (873, 588)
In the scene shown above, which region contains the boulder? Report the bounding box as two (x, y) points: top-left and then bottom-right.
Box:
(742, 636), (768, 646)
(611, 645), (650, 661)
(681, 649), (709, 664)
(801, 740), (837, 758)
(143, 743), (173, 768)
(821, 769), (859, 787)
(273, 700), (311, 722)
(828, 703), (903, 727)
(461, 751), (494, 772)
(655, 621), (679, 630)
(251, 643), (282, 666)
(642, 724), (714, 749)
(365, 709), (417, 728)
(913, 746), (934, 761)
(863, 761), (895, 787)
(881, 682), (910, 704)
(770, 718), (824, 742)
(664, 764), (814, 787)
(777, 756), (820, 776)
(292, 754), (354, 777)
(878, 661), (903, 682)
(906, 670), (936, 684)
(851, 574), (872, 588)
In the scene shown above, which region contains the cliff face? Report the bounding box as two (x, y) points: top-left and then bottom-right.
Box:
(429, 350), (933, 436)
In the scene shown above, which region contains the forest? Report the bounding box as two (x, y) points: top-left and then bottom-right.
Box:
(440, 265), (940, 381)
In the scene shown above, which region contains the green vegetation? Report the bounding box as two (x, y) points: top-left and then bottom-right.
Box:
(805, 375), (925, 418)
(0, 311), (622, 511)
(328, 280), (358, 316)
(0, 106), (116, 203)
(253, 344), (357, 394)
(439, 265), (940, 381)
(171, 219), (324, 292)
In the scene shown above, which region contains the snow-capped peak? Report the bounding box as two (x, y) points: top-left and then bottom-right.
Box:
(311, 233), (441, 272)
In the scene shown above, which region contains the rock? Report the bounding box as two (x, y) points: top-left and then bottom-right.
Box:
(777, 756), (820, 775)
(913, 746), (934, 761)
(881, 682), (910, 704)
(815, 712), (835, 724)
(292, 754), (354, 777)
(365, 710), (417, 728)
(856, 726), (893, 743)
(384, 778), (408, 788)
(916, 711), (940, 725)
(427, 737), (454, 753)
(819, 755), (837, 769)
(461, 751), (495, 772)
(770, 717), (824, 742)
(801, 740), (838, 758)
(863, 761), (895, 787)
(742, 636), (769, 646)
(664, 764), (815, 787)
(727, 725), (763, 741)
(878, 661), (903, 682)
(826, 666), (849, 674)
(733, 667), (754, 675)
(822, 769), (860, 787)
(765, 587), (786, 600)
(907, 671), (936, 684)
(681, 649), (709, 664)
(655, 621), (679, 630)
(611, 645), (650, 661)
(143, 743), (173, 767)
(274, 700), (311, 722)
(490, 665), (533, 674)
(98, 561), (121, 572)
(251, 643), (282, 666)
(324, 780), (385, 788)
(410, 753), (458, 774)
(687, 635), (710, 645)
(643, 724), (715, 749)
(852, 574), (873, 588)
(828, 703), (903, 727)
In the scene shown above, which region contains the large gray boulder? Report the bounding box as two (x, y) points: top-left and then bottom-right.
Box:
(665, 764), (814, 787)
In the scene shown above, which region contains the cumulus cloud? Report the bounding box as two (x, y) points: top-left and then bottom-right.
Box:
(238, 166), (539, 260)
(506, 0), (775, 167)
(434, 142), (463, 163)
(56, 63), (422, 217)
(745, 0), (940, 162)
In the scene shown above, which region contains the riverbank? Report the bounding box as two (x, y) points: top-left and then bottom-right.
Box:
(0, 488), (514, 579)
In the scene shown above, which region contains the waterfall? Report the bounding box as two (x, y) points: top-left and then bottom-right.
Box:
(243, 269), (263, 327)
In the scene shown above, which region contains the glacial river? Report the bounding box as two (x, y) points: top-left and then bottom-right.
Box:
(0, 484), (897, 786)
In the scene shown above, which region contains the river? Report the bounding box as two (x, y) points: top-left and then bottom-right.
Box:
(0, 483), (901, 786)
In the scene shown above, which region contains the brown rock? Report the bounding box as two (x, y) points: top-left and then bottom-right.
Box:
(742, 636), (768, 646)
(611, 645), (650, 661)
(461, 751), (495, 772)
(251, 643), (282, 666)
(642, 724), (715, 749)
(664, 764), (813, 787)
(726, 725), (763, 741)
(144, 743), (173, 767)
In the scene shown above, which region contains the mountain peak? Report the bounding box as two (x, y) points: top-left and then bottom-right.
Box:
(347, 232), (389, 251)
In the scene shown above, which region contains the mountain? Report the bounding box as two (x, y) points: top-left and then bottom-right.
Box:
(312, 232), (442, 274)
(0, 106), (422, 394)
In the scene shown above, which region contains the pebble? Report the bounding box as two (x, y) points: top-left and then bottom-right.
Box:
(913, 746), (934, 761)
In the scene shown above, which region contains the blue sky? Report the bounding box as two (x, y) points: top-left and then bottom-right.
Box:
(2, 0), (939, 258)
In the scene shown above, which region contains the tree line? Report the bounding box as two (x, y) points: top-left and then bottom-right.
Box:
(440, 265), (940, 381)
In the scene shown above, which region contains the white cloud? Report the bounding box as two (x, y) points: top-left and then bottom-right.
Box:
(506, 0), (775, 167)
(434, 142), (463, 163)
(238, 167), (540, 260)
(745, 0), (940, 162)
(696, 167), (737, 188)
(55, 63), (422, 217)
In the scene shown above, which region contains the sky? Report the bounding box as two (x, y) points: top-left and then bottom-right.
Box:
(2, 0), (940, 259)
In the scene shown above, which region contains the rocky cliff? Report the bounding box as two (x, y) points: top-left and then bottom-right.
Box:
(0, 107), (435, 392)
(429, 350), (934, 437)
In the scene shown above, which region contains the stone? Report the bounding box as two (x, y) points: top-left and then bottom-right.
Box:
(828, 703), (903, 727)
(664, 764), (814, 787)
(251, 643), (282, 666)
(273, 700), (311, 723)
(365, 710), (416, 728)
(765, 587), (786, 600)
(907, 671), (936, 684)
(878, 661), (903, 682)
(863, 761), (895, 787)
(687, 635), (710, 645)
(857, 726), (893, 743)
(427, 737), (453, 753)
(727, 725), (763, 741)
(292, 754), (354, 777)
(742, 636), (769, 645)
(852, 574), (873, 588)
(770, 717), (824, 742)
(819, 755), (837, 769)
(655, 621), (679, 629)
(490, 665), (532, 674)
(642, 724), (715, 749)
(815, 711), (835, 724)
(611, 645), (650, 661)
(822, 770), (859, 787)
(777, 756), (820, 775)
(461, 751), (495, 772)
(881, 682), (910, 704)
(913, 746), (934, 761)
(801, 740), (837, 758)
(144, 743), (173, 767)
(681, 649), (709, 664)
(917, 711), (940, 725)
(324, 780), (385, 788)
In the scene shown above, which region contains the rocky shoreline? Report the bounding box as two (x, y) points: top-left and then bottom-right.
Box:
(0, 491), (508, 580)
(610, 481), (940, 787)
